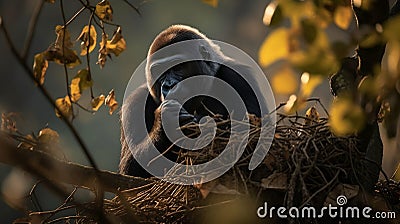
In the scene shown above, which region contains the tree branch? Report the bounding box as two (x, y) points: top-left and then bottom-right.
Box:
(0, 134), (151, 194)
(0, 17), (100, 172)
(21, 0), (44, 60)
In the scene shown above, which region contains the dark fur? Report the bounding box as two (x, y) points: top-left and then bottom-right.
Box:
(119, 25), (266, 177)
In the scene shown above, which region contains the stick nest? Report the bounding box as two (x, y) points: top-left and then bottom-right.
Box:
(101, 113), (375, 223)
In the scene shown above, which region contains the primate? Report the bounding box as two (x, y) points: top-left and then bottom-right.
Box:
(119, 25), (268, 177)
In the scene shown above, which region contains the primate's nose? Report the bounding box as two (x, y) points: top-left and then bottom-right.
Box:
(161, 77), (178, 98)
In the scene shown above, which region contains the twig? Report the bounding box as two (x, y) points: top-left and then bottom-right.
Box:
(60, 0), (74, 120)
(0, 17), (100, 173)
(300, 170), (340, 208)
(64, 6), (86, 27)
(43, 187), (78, 222)
(121, 0), (141, 16)
(47, 215), (92, 224)
(86, 11), (95, 99)
(21, 0), (44, 60)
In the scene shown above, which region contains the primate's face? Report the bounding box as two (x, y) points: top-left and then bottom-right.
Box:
(155, 61), (214, 113)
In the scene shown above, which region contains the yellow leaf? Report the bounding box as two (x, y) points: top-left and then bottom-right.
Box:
(70, 77), (81, 102)
(70, 69), (93, 102)
(284, 94), (306, 114)
(33, 52), (48, 85)
(55, 25), (73, 49)
(96, 0), (113, 21)
(45, 46), (81, 68)
(259, 28), (290, 68)
(97, 33), (108, 68)
(384, 15), (400, 42)
(300, 72), (323, 97)
(271, 64), (298, 95)
(304, 106), (320, 126)
(38, 128), (60, 145)
(105, 89), (118, 115)
(329, 99), (365, 136)
(55, 96), (72, 118)
(278, 0), (315, 28)
(45, 25), (81, 68)
(106, 27), (126, 56)
(91, 95), (105, 111)
(38, 127), (64, 159)
(290, 48), (338, 76)
(77, 25), (97, 56)
(76, 69), (93, 91)
(334, 6), (353, 30)
(202, 0), (218, 7)
(17, 134), (35, 150)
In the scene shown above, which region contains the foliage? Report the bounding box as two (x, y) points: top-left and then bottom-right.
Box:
(1, 0), (400, 223)
(32, 0), (128, 120)
(259, 0), (400, 137)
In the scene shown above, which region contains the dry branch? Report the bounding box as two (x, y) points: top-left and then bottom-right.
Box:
(0, 134), (151, 193)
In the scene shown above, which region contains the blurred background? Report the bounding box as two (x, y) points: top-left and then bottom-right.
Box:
(0, 0), (398, 222)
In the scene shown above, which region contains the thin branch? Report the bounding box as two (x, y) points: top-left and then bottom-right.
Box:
(60, 0), (74, 120)
(43, 187), (77, 223)
(73, 102), (95, 113)
(0, 18), (100, 172)
(64, 6), (86, 27)
(121, 0), (141, 16)
(21, 0), (45, 60)
(87, 11), (95, 99)
(47, 215), (92, 224)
